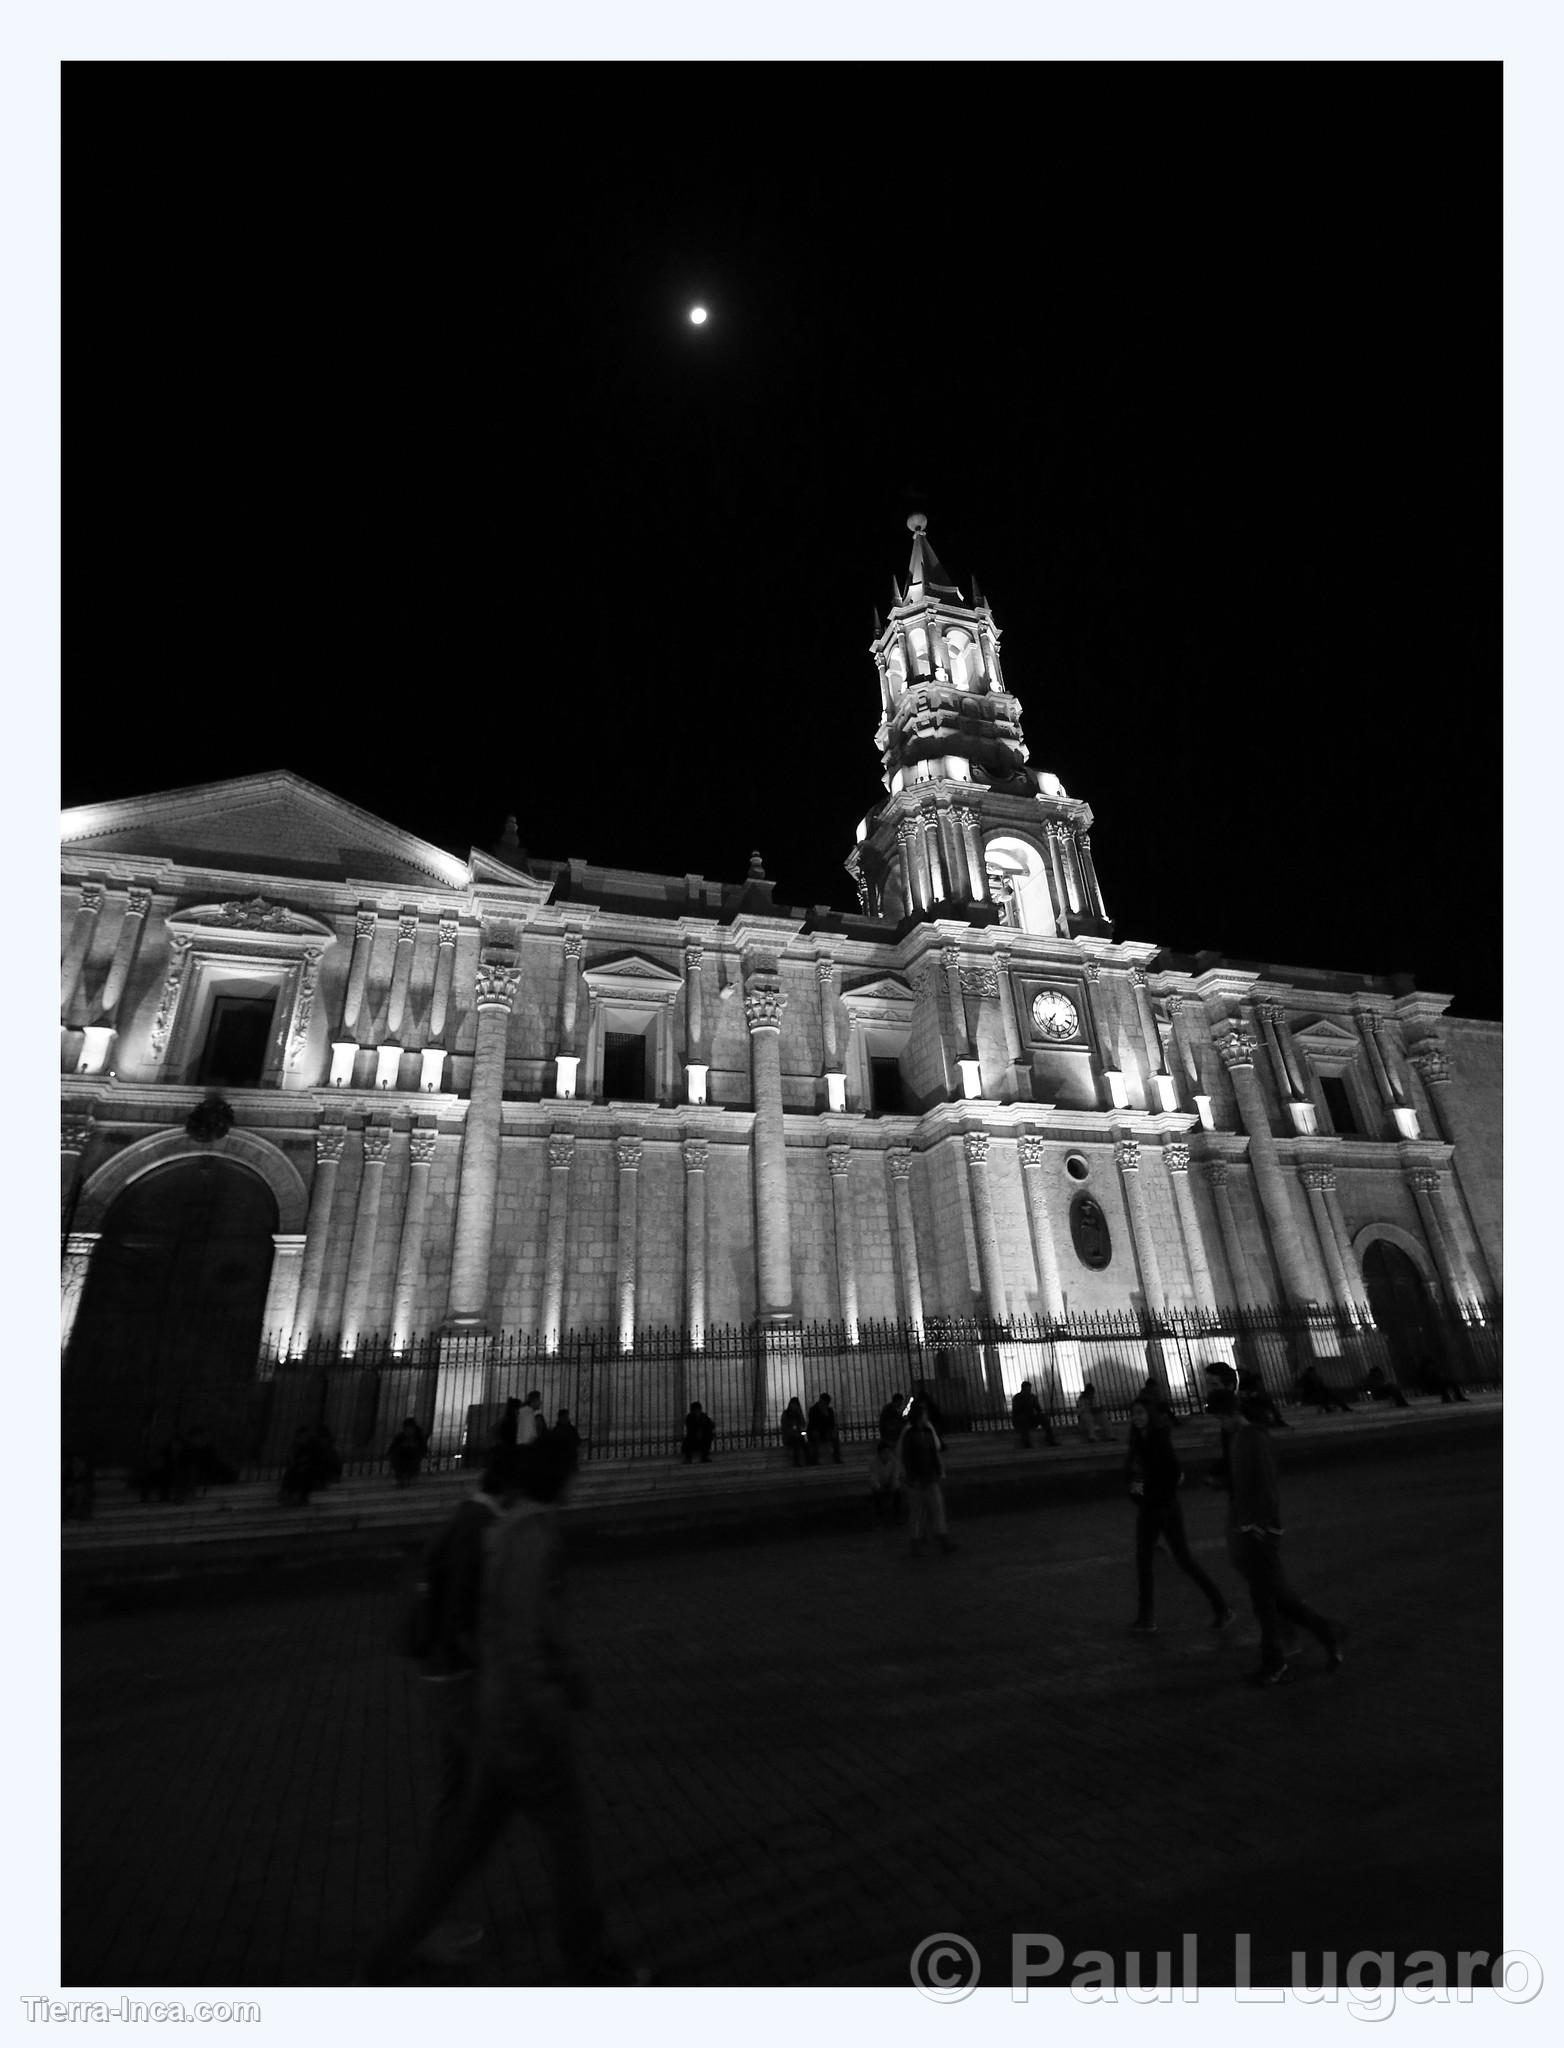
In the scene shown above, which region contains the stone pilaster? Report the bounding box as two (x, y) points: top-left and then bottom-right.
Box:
(428, 918), (459, 1044)
(1076, 828), (1106, 920)
(815, 957), (838, 1068)
(340, 909), (378, 1041)
(887, 1149), (925, 1332)
(341, 1126), (394, 1346)
(60, 1231), (100, 1356)
(540, 1134), (574, 1350)
(615, 1137), (643, 1349)
(60, 1112), (93, 1225)
(1299, 1165), (1357, 1312)
(826, 1147), (859, 1338)
(921, 808), (947, 904)
(147, 933), (194, 1065)
(286, 946), (326, 1072)
(956, 805), (989, 900)
(744, 976), (793, 1323)
(1355, 1007), (1403, 1118)
(963, 1131), (1010, 1324)
(895, 817), (918, 914)
(96, 886), (151, 1023)
(1114, 1136), (1165, 1310)
(1018, 1135), (1066, 1320)
(1044, 821), (1070, 924)
(943, 947), (974, 1062)
(389, 1128), (438, 1346)
(1128, 967), (1166, 1080)
(684, 945), (705, 1057)
(1214, 1025), (1317, 1302)
(683, 1138), (709, 1345)
(258, 1233), (308, 1367)
(292, 1126), (347, 1346)
(1408, 1167), (1481, 1308)
(444, 954), (519, 1327)
(1164, 1141), (1219, 1318)
(385, 913), (419, 1042)
(60, 883), (105, 1019)
(1259, 1003), (1307, 1102)
(1203, 1159), (1260, 1307)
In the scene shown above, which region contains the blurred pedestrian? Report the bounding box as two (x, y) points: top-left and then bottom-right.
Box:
(897, 1395), (955, 1556)
(1076, 1382), (1109, 1442)
(1297, 1365), (1353, 1415)
(387, 1415), (427, 1488)
(1126, 1396), (1233, 1635)
(808, 1392), (843, 1465)
(681, 1401), (716, 1464)
(782, 1396), (811, 1467)
(878, 1391), (906, 1447)
(552, 1408), (582, 1470)
(867, 1438), (902, 1525)
(1011, 1379), (1052, 1449)
(1238, 1368), (1289, 1429)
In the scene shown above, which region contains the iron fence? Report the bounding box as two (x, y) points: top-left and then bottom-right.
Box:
(61, 1296), (1500, 1483)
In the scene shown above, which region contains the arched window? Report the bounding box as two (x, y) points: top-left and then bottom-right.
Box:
(983, 835), (1056, 935)
(945, 631), (979, 692)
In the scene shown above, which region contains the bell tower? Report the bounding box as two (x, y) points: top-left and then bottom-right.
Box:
(845, 515), (1112, 939)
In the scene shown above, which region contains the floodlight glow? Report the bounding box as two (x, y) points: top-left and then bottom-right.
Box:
(689, 305), (708, 325)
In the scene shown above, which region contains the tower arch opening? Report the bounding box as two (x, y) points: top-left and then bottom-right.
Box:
(984, 834), (1056, 936)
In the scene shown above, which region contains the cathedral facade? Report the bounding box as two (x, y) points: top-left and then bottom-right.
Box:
(59, 519), (1502, 1462)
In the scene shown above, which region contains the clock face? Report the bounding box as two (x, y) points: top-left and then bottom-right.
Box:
(1031, 990), (1080, 1041)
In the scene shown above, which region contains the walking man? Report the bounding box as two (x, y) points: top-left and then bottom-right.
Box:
(1126, 1396), (1233, 1635)
(897, 1395), (956, 1556)
(1207, 1363), (1346, 1686)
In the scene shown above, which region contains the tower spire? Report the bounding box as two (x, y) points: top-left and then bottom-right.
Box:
(904, 512), (963, 602)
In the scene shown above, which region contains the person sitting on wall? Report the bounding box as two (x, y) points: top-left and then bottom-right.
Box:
(387, 1415), (427, 1488)
(807, 1393), (843, 1465)
(1365, 1365), (1411, 1409)
(681, 1402), (716, 1465)
(1297, 1365), (1354, 1415)
(1237, 1369), (1290, 1430)
(782, 1397), (812, 1467)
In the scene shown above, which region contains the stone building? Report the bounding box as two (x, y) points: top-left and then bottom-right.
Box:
(59, 517), (1501, 1460)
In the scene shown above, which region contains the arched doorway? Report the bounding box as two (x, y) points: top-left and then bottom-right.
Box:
(64, 1156), (278, 1468)
(1361, 1238), (1439, 1385)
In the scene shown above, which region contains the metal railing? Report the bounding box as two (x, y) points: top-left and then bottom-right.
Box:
(62, 1297), (1500, 1483)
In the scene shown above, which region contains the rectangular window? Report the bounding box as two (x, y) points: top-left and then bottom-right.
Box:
(602, 1030), (648, 1102)
(1320, 1073), (1359, 1136)
(869, 1055), (907, 1116)
(198, 995), (276, 1087)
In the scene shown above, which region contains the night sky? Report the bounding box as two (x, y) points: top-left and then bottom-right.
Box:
(66, 64), (1499, 1016)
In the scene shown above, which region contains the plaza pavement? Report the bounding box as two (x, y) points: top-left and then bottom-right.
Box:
(59, 1404), (1501, 1990)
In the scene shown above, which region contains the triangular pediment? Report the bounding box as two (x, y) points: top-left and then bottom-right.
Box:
(841, 975), (917, 1010)
(1293, 1018), (1363, 1045)
(582, 952), (683, 988)
(60, 771), (475, 890)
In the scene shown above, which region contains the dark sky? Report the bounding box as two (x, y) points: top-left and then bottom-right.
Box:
(66, 63), (1499, 1016)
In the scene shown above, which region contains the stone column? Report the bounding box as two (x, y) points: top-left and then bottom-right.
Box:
(1127, 967), (1166, 1081)
(957, 805), (989, 900)
(292, 1126), (347, 1347)
(146, 933), (194, 1065)
(895, 817), (917, 913)
(1318, 1175), (1368, 1311)
(540, 1134), (574, 1350)
(60, 883), (105, 1018)
(559, 931), (584, 1052)
(1164, 1141), (1219, 1318)
(1018, 1135), (1066, 1320)
(992, 948), (1029, 1098)
(963, 1131), (1010, 1324)
(96, 886), (151, 1023)
(341, 1126), (393, 1346)
(340, 909), (378, 1041)
(943, 947), (974, 1060)
(388, 1129), (438, 1347)
(444, 956), (520, 1327)
(1259, 1002), (1308, 1104)
(1299, 1166), (1356, 1311)
(1044, 821), (1070, 925)
(60, 1112), (93, 1226)
(683, 1138), (708, 1345)
(921, 809), (947, 904)
(815, 957), (838, 1067)
(745, 976), (794, 1324)
(1164, 993), (1201, 1094)
(1114, 1136), (1166, 1310)
(826, 1147), (860, 1339)
(1355, 1007), (1403, 1119)
(615, 1137), (643, 1349)
(258, 1234), (307, 1367)
(1214, 1026), (1317, 1302)
(385, 913), (419, 1042)
(887, 1149), (925, 1333)
(1076, 828), (1107, 920)
(428, 918), (459, 1044)
(1408, 1168), (1473, 1310)
(1203, 1160), (1260, 1307)
(60, 1231), (100, 1356)
(684, 944), (705, 1057)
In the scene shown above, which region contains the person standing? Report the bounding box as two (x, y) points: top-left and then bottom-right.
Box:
(897, 1395), (956, 1556)
(878, 1390), (906, 1447)
(1011, 1379), (1052, 1449)
(1207, 1363), (1345, 1686)
(807, 1391), (843, 1464)
(680, 1401), (716, 1464)
(1076, 1382), (1108, 1442)
(1126, 1398), (1233, 1635)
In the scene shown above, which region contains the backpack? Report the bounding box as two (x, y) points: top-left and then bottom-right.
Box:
(402, 1495), (498, 1670)
(900, 1423), (940, 1484)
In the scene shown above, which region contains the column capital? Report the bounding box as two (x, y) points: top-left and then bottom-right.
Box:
(61, 1112), (94, 1153)
(1409, 1045), (1452, 1085)
(1215, 1026), (1257, 1070)
(616, 1137), (643, 1172)
(1114, 1137), (1142, 1173)
(1076, 829), (1092, 851)
(1164, 1140), (1191, 1174)
(474, 958), (521, 1010)
(1162, 991), (1185, 1016)
(1299, 1164), (1337, 1192)
(963, 1130), (991, 1166)
(1407, 1167), (1443, 1196)
(316, 1126), (347, 1165)
(1082, 958), (1102, 983)
(437, 916), (460, 947)
(685, 943), (704, 972)
(409, 1129), (438, 1165)
(1203, 1159), (1230, 1188)
(397, 913), (419, 944)
(826, 1145), (853, 1178)
(548, 1133), (576, 1170)
(896, 817), (918, 846)
(64, 1230), (101, 1257)
(887, 1149), (915, 1183)
(814, 957), (835, 985)
(1258, 1000), (1288, 1027)
(362, 1127), (393, 1165)
(1126, 965), (1149, 990)
(563, 931), (585, 960)
(1354, 1005), (1388, 1036)
(743, 981), (787, 1033)
(125, 886), (152, 920)
(77, 882), (105, 914)
(1019, 1135), (1047, 1169)
(682, 1137), (709, 1172)
(942, 945), (962, 973)
(354, 909), (378, 940)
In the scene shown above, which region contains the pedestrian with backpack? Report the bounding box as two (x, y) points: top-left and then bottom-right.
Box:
(897, 1395), (956, 1555)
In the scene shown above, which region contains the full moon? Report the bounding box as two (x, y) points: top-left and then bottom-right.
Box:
(688, 305), (708, 325)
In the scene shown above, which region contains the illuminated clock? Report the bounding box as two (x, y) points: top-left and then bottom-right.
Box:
(1031, 990), (1080, 1041)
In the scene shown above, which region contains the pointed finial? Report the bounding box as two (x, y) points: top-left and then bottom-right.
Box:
(907, 511), (928, 534)
(747, 850), (766, 880)
(891, 575), (903, 607)
(972, 575), (985, 608)
(872, 605), (883, 637)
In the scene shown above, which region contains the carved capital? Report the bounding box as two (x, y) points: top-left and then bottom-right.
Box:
(1407, 1168), (1443, 1196)
(896, 817), (918, 847)
(1126, 966), (1149, 990)
(409, 1130), (438, 1165)
(942, 946), (962, 974)
(956, 805), (978, 832)
(1076, 831), (1093, 853)
(964, 1131), (991, 1166)
(125, 886), (152, 921)
(743, 982), (787, 1033)
(1215, 1026), (1258, 1071)
(684, 944), (704, 974)
(76, 883), (105, 915)
(1019, 1135), (1047, 1169)
(1114, 1138), (1142, 1173)
(563, 931), (584, 961)
(814, 958), (835, 986)
(887, 1149), (915, 1184)
(1355, 1006), (1386, 1036)
(826, 1145), (853, 1178)
(1164, 1141), (1191, 1174)
(616, 1137), (644, 1172)
(315, 1127), (347, 1166)
(397, 914), (419, 945)
(682, 1138), (709, 1173)
(1258, 1001), (1287, 1028)
(1409, 1045), (1452, 1086)
(1203, 1160), (1230, 1188)
(1082, 959), (1102, 983)
(437, 917), (459, 948)
(547, 1134), (576, 1171)
(1299, 1165), (1337, 1192)
(61, 1113), (93, 1153)
(362, 1127), (393, 1165)
(1162, 992), (1185, 1018)
(355, 910), (378, 941)
(473, 958), (521, 1010)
